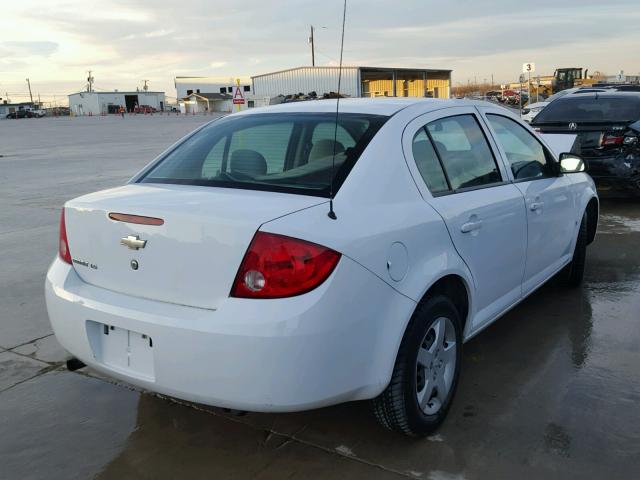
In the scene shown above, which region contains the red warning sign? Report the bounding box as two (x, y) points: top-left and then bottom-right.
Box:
(232, 86), (245, 105)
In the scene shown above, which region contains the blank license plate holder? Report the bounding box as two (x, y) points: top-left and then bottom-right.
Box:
(86, 321), (155, 381)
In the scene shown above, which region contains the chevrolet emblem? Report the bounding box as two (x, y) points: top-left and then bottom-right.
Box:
(120, 235), (147, 250)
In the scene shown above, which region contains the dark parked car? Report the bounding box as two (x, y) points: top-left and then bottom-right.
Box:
(532, 92), (640, 197)
(5, 110), (34, 119)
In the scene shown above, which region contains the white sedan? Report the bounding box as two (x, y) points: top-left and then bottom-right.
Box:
(46, 98), (598, 436)
(521, 101), (549, 123)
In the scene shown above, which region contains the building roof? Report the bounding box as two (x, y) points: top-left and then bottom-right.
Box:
(183, 92), (232, 101)
(251, 66), (452, 80)
(68, 91), (165, 97)
(0, 102), (35, 107)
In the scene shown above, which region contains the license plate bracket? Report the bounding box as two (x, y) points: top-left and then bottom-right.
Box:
(86, 321), (155, 381)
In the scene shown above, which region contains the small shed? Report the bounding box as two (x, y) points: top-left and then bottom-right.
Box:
(180, 92), (233, 114)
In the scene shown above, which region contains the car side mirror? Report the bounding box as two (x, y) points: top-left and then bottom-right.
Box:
(559, 153), (586, 173)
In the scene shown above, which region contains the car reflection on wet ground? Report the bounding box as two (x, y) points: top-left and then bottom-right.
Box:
(1, 117), (639, 479)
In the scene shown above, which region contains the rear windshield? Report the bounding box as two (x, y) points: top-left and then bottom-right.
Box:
(534, 96), (640, 124)
(139, 112), (388, 197)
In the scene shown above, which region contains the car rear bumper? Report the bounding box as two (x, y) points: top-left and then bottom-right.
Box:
(585, 155), (640, 197)
(45, 256), (415, 412)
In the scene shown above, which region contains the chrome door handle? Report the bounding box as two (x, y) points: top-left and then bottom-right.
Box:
(530, 201), (544, 211)
(461, 221), (482, 233)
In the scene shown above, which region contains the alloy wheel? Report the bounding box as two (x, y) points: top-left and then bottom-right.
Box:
(415, 316), (457, 415)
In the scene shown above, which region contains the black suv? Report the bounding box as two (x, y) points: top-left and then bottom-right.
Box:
(532, 92), (640, 197)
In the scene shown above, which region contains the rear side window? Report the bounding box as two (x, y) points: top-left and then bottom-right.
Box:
(228, 122), (293, 173)
(412, 129), (449, 194)
(311, 123), (356, 152)
(426, 115), (501, 190)
(534, 96), (640, 123)
(487, 114), (553, 180)
(140, 113), (388, 197)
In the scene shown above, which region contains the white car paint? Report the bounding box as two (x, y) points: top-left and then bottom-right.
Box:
(46, 98), (598, 412)
(539, 133), (578, 157)
(520, 101), (548, 123)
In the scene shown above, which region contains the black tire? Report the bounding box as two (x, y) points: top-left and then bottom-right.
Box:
(562, 212), (587, 287)
(372, 294), (463, 437)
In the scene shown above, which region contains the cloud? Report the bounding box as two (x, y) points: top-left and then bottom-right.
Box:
(2, 41), (58, 57)
(1, 0), (639, 102)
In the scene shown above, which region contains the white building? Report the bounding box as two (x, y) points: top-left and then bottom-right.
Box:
(68, 91), (166, 116)
(175, 76), (250, 98)
(252, 66), (452, 100)
(181, 92), (232, 114)
(175, 76), (269, 112)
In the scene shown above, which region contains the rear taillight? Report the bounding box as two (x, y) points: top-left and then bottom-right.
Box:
(601, 134), (624, 147)
(231, 232), (341, 299)
(59, 208), (72, 264)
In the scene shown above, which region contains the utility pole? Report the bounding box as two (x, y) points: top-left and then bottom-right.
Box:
(26, 78), (33, 104)
(308, 25), (326, 67)
(143, 80), (149, 91)
(87, 70), (94, 92)
(310, 25), (315, 66)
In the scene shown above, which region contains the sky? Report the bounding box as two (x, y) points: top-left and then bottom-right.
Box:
(1, 0), (639, 105)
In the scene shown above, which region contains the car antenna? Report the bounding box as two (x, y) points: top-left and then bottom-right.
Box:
(328, 0), (347, 220)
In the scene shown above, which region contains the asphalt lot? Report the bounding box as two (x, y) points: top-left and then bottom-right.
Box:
(1, 115), (639, 479)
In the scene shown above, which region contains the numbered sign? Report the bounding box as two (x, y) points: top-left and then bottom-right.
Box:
(522, 63), (536, 73)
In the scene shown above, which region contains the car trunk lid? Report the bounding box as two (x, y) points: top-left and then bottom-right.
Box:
(535, 121), (638, 158)
(64, 184), (325, 310)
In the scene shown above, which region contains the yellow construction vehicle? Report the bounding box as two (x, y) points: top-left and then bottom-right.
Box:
(531, 68), (596, 99)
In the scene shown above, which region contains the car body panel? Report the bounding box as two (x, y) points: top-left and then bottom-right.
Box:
(477, 104), (595, 292)
(64, 184), (325, 310)
(399, 106), (527, 331)
(46, 254), (416, 411)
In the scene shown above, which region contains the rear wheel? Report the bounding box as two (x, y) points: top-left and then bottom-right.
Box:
(372, 295), (463, 437)
(562, 212), (587, 287)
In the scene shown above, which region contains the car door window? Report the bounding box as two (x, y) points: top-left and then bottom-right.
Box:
(426, 115), (502, 190)
(486, 114), (554, 180)
(412, 129), (450, 194)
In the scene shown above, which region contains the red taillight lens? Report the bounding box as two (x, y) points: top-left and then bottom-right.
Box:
(601, 134), (624, 147)
(231, 232), (341, 299)
(59, 208), (72, 264)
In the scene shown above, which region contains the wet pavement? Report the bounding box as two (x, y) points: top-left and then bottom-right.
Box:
(1, 116), (640, 479)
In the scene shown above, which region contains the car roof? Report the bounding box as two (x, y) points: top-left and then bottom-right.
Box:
(235, 97), (494, 117)
(553, 91), (640, 101)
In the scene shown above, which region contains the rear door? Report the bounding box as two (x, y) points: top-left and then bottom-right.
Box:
(403, 107), (527, 329)
(479, 107), (575, 294)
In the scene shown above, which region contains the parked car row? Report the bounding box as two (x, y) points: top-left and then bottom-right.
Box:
(5, 108), (46, 119)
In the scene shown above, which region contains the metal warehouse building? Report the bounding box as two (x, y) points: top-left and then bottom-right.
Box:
(252, 66), (452, 99)
(68, 91), (166, 116)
